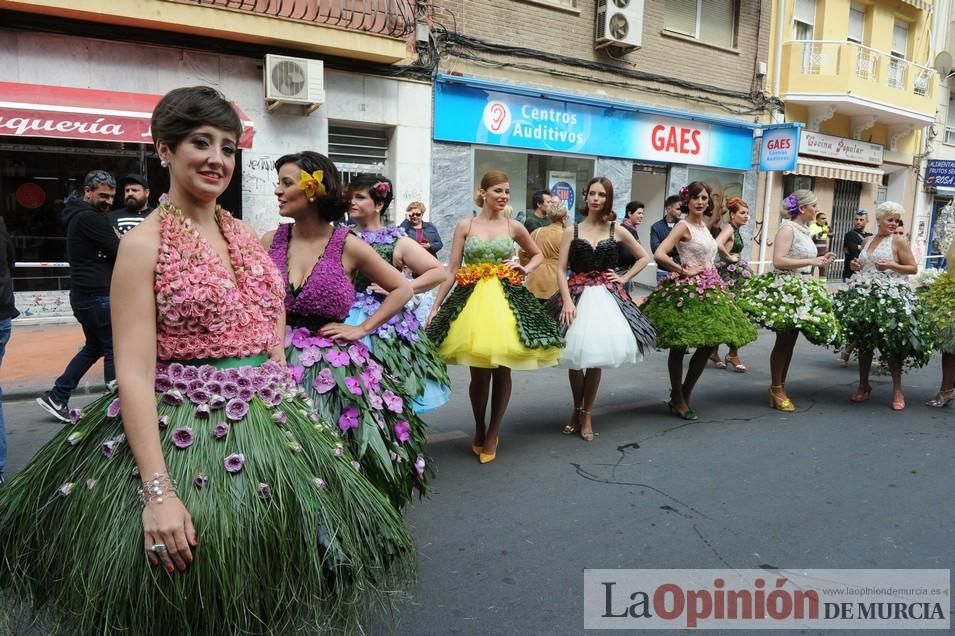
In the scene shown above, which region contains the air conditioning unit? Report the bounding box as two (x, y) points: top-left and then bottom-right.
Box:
(264, 54), (325, 114)
(595, 0), (644, 51)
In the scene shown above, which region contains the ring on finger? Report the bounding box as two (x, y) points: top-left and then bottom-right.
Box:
(151, 543), (167, 554)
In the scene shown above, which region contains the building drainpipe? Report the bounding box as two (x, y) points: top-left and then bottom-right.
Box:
(758, 0), (788, 274)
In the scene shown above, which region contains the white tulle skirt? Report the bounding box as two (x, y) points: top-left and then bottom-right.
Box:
(560, 285), (642, 370)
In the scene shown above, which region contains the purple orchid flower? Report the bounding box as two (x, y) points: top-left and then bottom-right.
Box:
(171, 426), (195, 449)
(338, 406), (360, 431)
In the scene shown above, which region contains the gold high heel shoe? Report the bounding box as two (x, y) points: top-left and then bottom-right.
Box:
(925, 389), (955, 408)
(479, 438), (499, 464)
(768, 385), (795, 412)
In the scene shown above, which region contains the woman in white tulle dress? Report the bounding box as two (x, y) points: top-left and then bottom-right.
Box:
(545, 177), (655, 441)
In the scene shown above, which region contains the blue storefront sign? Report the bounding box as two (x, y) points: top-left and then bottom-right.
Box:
(925, 160), (955, 188)
(434, 76), (756, 172)
(758, 123), (801, 172)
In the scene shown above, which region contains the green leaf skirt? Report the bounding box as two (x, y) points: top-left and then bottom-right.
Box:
(0, 359), (415, 636)
(737, 271), (840, 346)
(918, 271), (955, 354)
(285, 327), (431, 510)
(834, 276), (936, 368)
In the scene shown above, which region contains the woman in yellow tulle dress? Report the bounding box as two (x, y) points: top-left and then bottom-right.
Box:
(426, 171), (563, 463)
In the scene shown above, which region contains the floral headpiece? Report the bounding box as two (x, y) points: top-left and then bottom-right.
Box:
(783, 194), (800, 217)
(298, 170), (326, 200)
(372, 181), (391, 198)
(679, 186), (690, 205)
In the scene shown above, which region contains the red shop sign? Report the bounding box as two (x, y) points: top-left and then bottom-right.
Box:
(0, 82), (255, 148)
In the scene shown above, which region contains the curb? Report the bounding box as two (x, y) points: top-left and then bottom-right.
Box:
(4, 383), (108, 403)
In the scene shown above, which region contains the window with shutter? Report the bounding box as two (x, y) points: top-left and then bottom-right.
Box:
(793, 0), (815, 40)
(664, 0), (699, 37)
(702, 0), (737, 48)
(848, 4), (864, 43)
(328, 125), (389, 182)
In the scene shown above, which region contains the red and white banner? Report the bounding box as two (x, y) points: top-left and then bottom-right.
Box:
(0, 82), (255, 148)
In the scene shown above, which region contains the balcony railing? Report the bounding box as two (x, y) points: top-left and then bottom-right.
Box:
(165, 0), (417, 38)
(786, 40), (936, 101)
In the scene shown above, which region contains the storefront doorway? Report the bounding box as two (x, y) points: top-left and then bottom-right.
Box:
(828, 179), (862, 281)
(631, 164), (668, 289)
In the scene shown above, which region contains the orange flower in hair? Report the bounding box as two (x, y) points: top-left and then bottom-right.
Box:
(298, 170), (326, 200)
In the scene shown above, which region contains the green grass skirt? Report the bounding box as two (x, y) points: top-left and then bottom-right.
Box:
(918, 271), (955, 354)
(0, 360), (415, 636)
(285, 327), (431, 510)
(641, 280), (757, 349)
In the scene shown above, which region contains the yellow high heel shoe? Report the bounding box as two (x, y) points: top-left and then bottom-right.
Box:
(768, 385), (795, 412)
(471, 444), (482, 456)
(479, 438), (499, 464)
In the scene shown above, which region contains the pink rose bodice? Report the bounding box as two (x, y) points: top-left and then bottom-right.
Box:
(154, 204), (284, 361)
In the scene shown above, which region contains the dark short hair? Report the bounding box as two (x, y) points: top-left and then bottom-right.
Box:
(275, 151), (347, 223)
(626, 200), (645, 214)
(664, 195), (681, 208)
(855, 209), (868, 216)
(84, 170), (116, 190)
(151, 86), (242, 151)
(348, 174), (394, 217)
(681, 181), (714, 215)
(532, 190), (550, 209)
(579, 177), (614, 217)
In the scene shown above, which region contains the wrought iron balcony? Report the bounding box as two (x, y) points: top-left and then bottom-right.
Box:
(166, 0), (417, 38)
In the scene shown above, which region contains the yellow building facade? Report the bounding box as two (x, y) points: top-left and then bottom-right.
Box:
(765, 0), (937, 278)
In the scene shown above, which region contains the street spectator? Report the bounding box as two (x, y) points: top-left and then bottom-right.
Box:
(399, 201), (444, 257)
(110, 174), (153, 235)
(35, 170), (119, 422)
(522, 201), (568, 300)
(523, 189), (553, 234)
(0, 216), (19, 486)
(809, 211), (832, 278)
(842, 210), (870, 282)
(617, 200), (645, 296)
(649, 195), (683, 283)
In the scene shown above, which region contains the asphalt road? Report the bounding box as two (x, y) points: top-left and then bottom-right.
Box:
(4, 331), (952, 635)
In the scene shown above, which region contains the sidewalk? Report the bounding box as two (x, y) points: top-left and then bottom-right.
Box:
(0, 321), (106, 400)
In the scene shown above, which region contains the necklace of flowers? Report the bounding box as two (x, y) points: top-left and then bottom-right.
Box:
(359, 225), (406, 245)
(156, 196), (242, 276)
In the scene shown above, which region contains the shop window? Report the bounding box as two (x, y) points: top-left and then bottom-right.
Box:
(687, 167), (744, 218)
(473, 148), (595, 223)
(0, 138), (242, 293)
(783, 173), (814, 195)
(664, 0), (738, 49)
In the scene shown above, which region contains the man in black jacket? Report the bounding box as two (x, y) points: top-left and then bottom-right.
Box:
(649, 195), (683, 282)
(0, 216), (19, 484)
(36, 170), (119, 422)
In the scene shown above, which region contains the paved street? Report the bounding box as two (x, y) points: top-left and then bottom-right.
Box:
(4, 331), (952, 635)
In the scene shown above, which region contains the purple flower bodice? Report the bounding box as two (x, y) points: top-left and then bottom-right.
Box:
(268, 223), (355, 322)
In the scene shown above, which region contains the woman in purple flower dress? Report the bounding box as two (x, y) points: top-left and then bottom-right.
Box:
(343, 174), (450, 413)
(0, 87), (414, 635)
(262, 151), (430, 509)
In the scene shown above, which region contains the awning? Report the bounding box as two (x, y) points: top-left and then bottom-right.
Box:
(0, 82), (255, 148)
(899, 0), (931, 11)
(786, 156), (884, 184)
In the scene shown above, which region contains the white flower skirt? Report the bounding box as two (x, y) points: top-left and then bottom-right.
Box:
(560, 285), (641, 370)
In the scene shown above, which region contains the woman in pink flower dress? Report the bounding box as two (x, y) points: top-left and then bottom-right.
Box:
(0, 87), (414, 635)
(262, 151), (430, 509)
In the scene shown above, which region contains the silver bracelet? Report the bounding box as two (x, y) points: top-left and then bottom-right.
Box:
(138, 472), (178, 507)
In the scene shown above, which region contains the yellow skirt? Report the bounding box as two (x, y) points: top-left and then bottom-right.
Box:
(438, 278), (561, 370)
